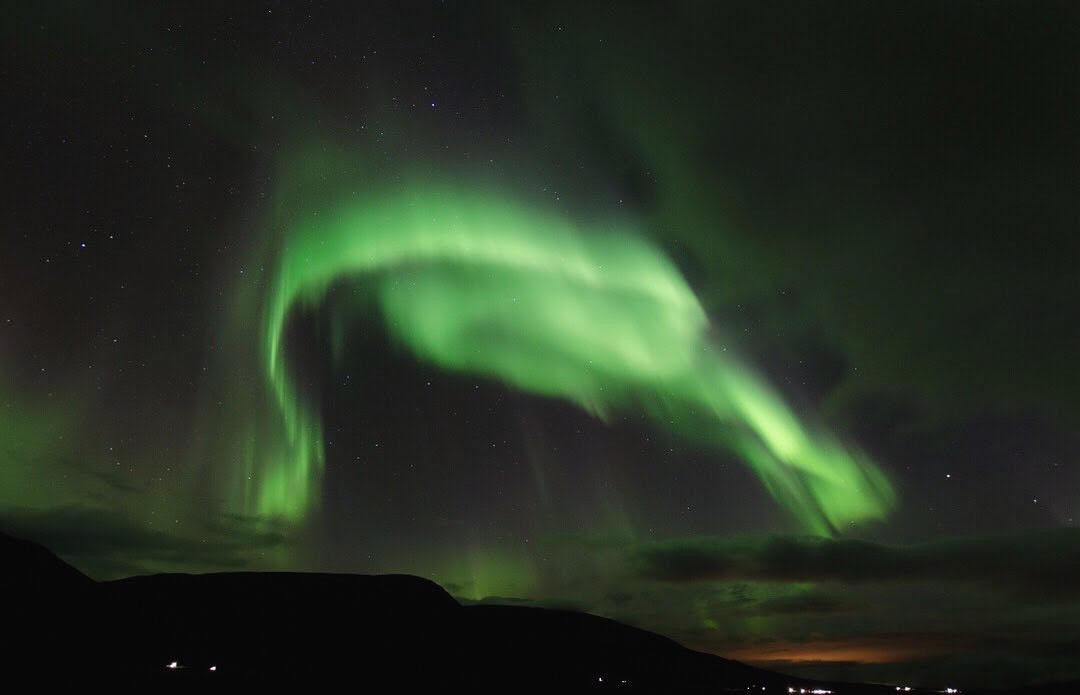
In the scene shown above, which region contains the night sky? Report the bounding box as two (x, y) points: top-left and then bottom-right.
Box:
(3, 1), (1079, 689)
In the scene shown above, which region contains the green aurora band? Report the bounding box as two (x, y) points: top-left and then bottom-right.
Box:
(254, 184), (895, 534)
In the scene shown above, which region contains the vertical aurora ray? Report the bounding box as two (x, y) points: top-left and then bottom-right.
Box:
(252, 182), (894, 533)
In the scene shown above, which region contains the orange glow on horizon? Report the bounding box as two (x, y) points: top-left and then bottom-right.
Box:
(721, 636), (945, 666)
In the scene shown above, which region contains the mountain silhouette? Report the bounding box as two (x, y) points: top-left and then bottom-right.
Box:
(1, 530), (94, 593)
(1, 530), (1072, 693)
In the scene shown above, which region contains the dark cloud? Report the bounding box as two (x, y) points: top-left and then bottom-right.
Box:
(0, 506), (289, 579)
(56, 458), (143, 496)
(750, 591), (854, 616)
(634, 529), (1080, 596)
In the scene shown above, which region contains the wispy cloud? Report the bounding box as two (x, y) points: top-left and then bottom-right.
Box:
(0, 505), (291, 579)
(633, 529), (1080, 596)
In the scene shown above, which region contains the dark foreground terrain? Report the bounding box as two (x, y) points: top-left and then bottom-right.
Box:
(2, 531), (1073, 693)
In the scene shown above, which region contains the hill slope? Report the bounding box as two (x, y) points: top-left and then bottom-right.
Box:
(2, 531), (1067, 693)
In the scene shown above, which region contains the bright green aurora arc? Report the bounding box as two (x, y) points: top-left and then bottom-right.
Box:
(247, 181), (895, 535)
(9, 2), (1080, 688)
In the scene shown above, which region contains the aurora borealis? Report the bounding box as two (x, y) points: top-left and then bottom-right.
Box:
(255, 181), (893, 531)
(3, 1), (1079, 689)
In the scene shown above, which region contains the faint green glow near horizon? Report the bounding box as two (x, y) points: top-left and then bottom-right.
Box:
(254, 182), (894, 533)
